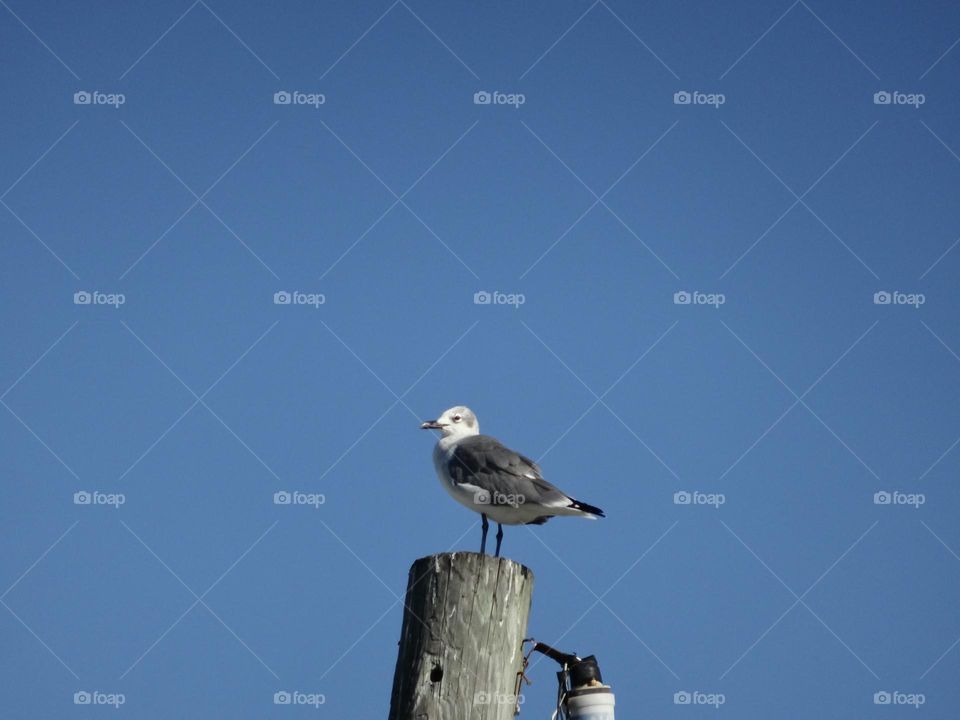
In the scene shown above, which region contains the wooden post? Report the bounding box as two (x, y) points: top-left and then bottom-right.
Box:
(389, 552), (534, 720)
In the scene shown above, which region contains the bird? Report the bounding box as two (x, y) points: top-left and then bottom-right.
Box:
(420, 405), (605, 557)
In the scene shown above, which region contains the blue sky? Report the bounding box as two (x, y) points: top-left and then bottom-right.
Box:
(2, 0), (960, 717)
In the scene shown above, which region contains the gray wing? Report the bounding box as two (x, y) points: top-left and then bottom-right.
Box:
(447, 435), (571, 506)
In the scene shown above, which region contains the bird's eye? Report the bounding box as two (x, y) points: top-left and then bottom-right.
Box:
(452, 414), (462, 422)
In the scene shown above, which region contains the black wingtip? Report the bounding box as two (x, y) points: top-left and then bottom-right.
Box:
(571, 500), (605, 518)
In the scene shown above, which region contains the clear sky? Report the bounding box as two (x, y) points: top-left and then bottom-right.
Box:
(2, 0), (959, 717)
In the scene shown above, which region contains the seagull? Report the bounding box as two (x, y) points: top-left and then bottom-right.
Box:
(420, 406), (605, 557)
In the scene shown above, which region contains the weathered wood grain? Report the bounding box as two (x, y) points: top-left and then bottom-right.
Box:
(388, 552), (534, 720)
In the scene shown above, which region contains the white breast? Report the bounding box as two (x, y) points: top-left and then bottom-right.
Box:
(433, 437), (467, 503)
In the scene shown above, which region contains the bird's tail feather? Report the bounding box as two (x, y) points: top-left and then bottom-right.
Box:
(569, 499), (605, 518)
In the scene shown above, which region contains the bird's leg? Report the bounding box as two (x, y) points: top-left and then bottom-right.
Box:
(480, 514), (489, 555)
(495, 524), (503, 557)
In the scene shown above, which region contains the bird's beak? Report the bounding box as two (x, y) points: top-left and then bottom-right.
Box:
(420, 420), (444, 430)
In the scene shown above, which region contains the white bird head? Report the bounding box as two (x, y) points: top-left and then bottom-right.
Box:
(420, 405), (479, 439)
